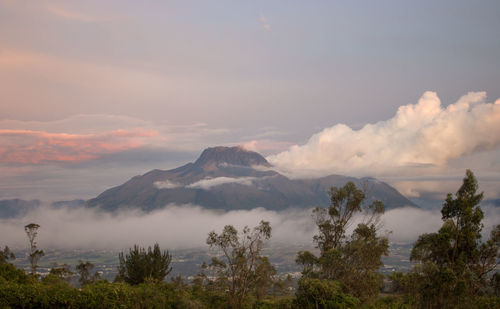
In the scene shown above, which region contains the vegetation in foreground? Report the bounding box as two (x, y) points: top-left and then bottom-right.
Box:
(0, 170), (498, 308)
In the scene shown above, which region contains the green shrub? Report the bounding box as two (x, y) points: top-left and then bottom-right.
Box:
(0, 263), (31, 284)
(255, 297), (294, 309)
(295, 278), (359, 308)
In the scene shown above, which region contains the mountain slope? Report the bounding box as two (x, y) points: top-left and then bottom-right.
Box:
(87, 146), (417, 211)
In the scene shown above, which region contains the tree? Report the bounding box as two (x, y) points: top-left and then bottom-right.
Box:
(76, 260), (100, 286)
(296, 181), (388, 301)
(407, 170), (500, 308)
(313, 182), (367, 254)
(296, 250), (318, 278)
(24, 223), (44, 276)
(205, 220), (272, 308)
(48, 263), (73, 282)
(252, 256), (277, 301)
(0, 246), (15, 265)
(117, 243), (172, 285)
(324, 223), (388, 298)
(272, 273), (294, 297)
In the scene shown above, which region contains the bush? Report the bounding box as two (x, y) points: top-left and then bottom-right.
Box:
(0, 278), (204, 308)
(0, 280), (78, 308)
(255, 297), (294, 309)
(0, 263), (31, 284)
(295, 278), (360, 308)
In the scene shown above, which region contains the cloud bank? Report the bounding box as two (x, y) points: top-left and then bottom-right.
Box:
(155, 176), (268, 191)
(154, 180), (182, 189)
(0, 205), (315, 250)
(187, 177), (257, 190)
(1, 204), (498, 250)
(267, 92), (500, 177)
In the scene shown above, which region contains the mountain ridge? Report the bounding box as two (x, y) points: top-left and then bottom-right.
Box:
(86, 146), (417, 212)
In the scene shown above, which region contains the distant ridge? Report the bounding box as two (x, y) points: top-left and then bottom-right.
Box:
(0, 199), (86, 218)
(0, 199), (40, 218)
(86, 146), (417, 212)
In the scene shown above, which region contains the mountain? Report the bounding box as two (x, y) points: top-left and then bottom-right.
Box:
(87, 146), (417, 212)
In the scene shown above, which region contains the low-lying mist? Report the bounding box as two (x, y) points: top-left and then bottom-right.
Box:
(1, 204), (499, 251)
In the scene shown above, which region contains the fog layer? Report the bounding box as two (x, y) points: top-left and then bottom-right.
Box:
(1, 204), (498, 250)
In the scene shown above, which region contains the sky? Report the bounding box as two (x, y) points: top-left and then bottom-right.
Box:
(1, 0), (500, 203)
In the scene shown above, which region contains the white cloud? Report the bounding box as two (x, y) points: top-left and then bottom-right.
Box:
(154, 176), (261, 191)
(267, 91), (500, 178)
(382, 205), (500, 243)
(154, 180), (182, 189)
(187, 177), (257, 190)
(388, 177), (500, 200)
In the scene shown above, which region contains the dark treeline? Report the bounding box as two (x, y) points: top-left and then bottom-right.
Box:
(0, 170), (499, 308)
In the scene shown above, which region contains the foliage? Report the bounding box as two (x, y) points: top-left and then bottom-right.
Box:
(392, 170), (500, 308)
(48, 263), (74, 283)
(296, 250), (318, 278)
(24, 222), (45, 276)
(117, 243), (172, 285)
(297, 181), (389, 301)
(272, 274), (295, 298)
(252, 256), (277, 300)
(360, 295), (416, 309)
(204, 220), (272, 308)
(254, 297), (294, 309)
(76, 260), (100, 286)
(313, 182), (368, 253)
(0, 246), (15, 265)
(295, 278), (360, 308)
(0, 278), (202, 309)
(0, 262), (31, 284)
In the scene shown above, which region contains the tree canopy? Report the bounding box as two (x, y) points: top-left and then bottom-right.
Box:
(117, 243), (172, 285)
(297, 181), (389, 302)
(203, 220), (272, 308)
(395, 170), (500, 308)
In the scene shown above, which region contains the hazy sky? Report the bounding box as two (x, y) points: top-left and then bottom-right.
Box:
(1, 0), (499, 202)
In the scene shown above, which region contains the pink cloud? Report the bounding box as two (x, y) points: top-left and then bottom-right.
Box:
(0, 128), (158, 164)
(259, 13), (271, 30)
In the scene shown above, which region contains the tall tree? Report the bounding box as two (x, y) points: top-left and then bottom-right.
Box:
(117, 243), (172, 285)
(408, 170), (500, 308)
(24, 223), (44, 276)
(297, 181), (388, 301)
(205, 220), (272, 308)
(252, 256), (277, 301)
